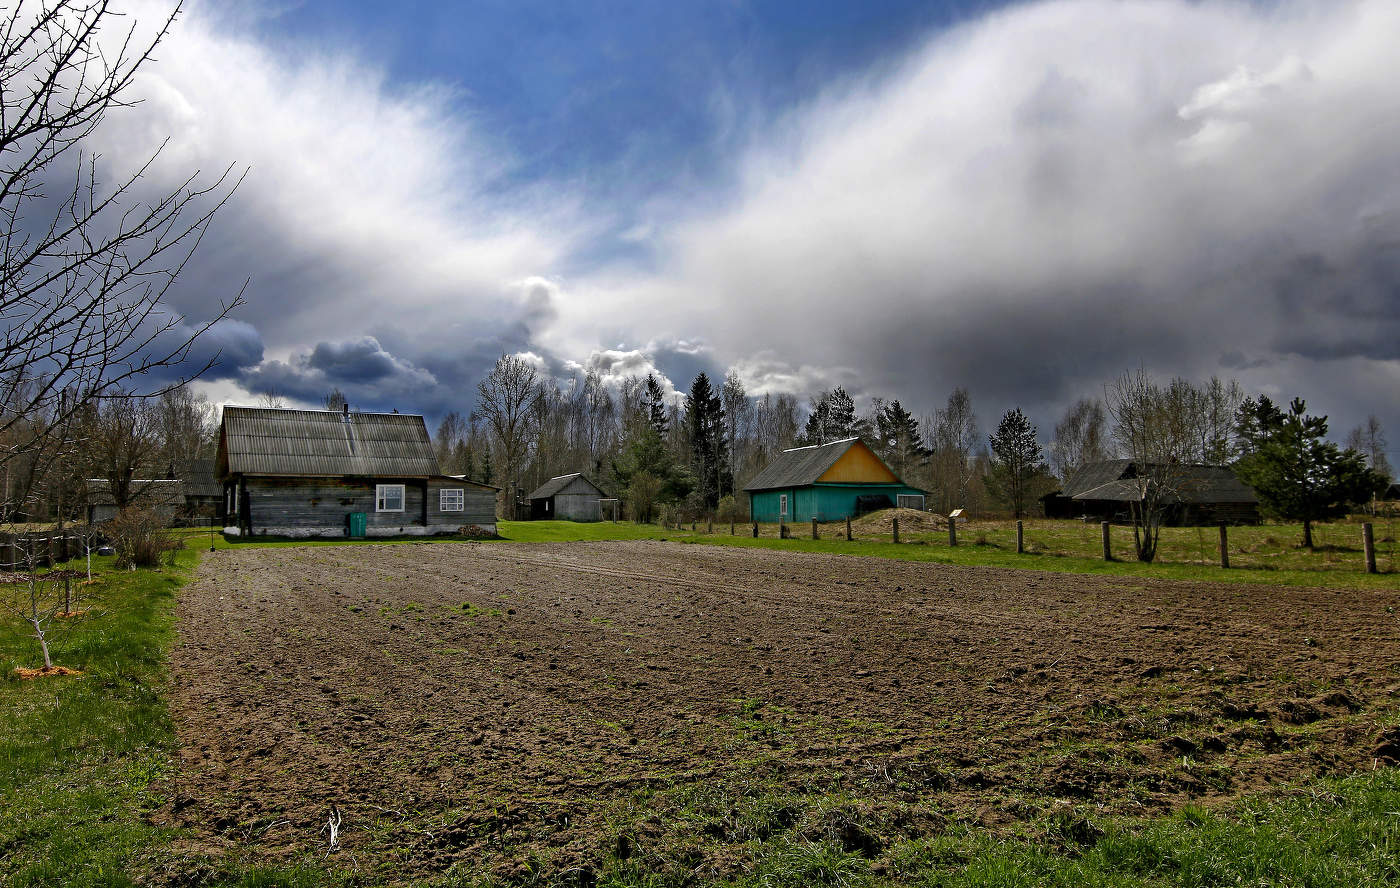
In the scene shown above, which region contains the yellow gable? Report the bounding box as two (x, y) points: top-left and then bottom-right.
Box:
(816, 441), (898, 484)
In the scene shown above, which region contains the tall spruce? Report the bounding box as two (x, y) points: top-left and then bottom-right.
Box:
(644, 374), (669, 435)
(986, 407), (1044, 519)
(685, 372), (729, 511)
(802, 387), (863, 445)
(1234, 398), (1383, 548)
(874, 399), (924, 478)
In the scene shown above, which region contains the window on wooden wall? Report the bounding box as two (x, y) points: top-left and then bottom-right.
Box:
(440, 488), (464, 511)
(376, 484), (405, 512)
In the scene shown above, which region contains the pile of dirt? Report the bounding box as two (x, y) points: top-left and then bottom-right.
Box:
(13, 665), (82, 680)
(850, 507), (947, 535)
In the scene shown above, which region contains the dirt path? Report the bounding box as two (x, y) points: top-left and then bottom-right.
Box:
(163, 540), (1400, 878)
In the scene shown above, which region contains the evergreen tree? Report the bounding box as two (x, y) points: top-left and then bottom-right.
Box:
(644, 374), (669, 435)
(612, 425), (689, 508)
(1234, 395), (1285, 460)
(480, 449), (494, 487)
(801, 387), (864, 445)
(685, 372), (729, 511)
(986, 408), (1044, 519)
(1234, 398), (1383, 548)
(873, 399), (924, 477)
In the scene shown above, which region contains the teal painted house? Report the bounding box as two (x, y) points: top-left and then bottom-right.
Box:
(745, 437), (926, 523)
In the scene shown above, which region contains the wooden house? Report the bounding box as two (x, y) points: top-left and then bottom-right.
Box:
(744, 437), (926, 523)
(525, 473), (608, 521)
(217, 406), (497, 538)
(85, 478), (184, 523)
(1041, 459), (1260, 525)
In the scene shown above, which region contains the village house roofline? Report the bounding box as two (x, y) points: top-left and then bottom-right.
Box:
(217, 405), (440, 480)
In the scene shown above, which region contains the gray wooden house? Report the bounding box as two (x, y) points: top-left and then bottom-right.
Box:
(526, 473), (607, 521)
(217, 406), (497, 537)
(85, 478), (184, 523)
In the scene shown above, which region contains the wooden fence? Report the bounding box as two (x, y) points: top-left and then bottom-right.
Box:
(0, 533), (82, 572)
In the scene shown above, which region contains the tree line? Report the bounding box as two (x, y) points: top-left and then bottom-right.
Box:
(459, 356), (1394, 537)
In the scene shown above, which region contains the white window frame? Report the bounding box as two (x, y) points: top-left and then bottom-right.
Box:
(779, 493), (788, 517)
(440, 488), (465, 512)
(376, 483), (405, 512)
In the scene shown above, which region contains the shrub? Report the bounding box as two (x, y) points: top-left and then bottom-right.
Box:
(656, 502), (679, 529)
(107, 507), (179, 568)
(716, 495), (744, 524)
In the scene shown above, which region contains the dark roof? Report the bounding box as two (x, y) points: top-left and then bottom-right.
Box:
(527, 473), (604, 500)
(218, 407), (440, 478)
(1058, 459), (1134, 498)
(179, 458), (220, 498)
(744, 438), (914, 492)
(444, 474), (502, 491)
(85, 479), (184, 507)
(1070, 464), (1257, 504)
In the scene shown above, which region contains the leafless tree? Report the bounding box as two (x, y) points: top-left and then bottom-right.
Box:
(720, 371), (750, 496)
(433, 410), (467, 472)
(155, 382), (213, 464)
(322, 388), (348, 412)
(474, 354), (542, 512)
(0, 1), (244, 487)
(1050, 398), (1108, 482)
(84, 392), (162, 510)
(1346, 415), (1392, 481)
(925, 388), (978, 514)
(1104, 369), (1201, 562)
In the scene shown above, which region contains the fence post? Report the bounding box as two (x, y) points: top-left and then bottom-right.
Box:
(811, 517), (818, 540)
(752, 521), (759, 538)
(1363, 523), (1377, 574)
(1101, 521), (1113, 561)
(892, 517), (899, 544)
(730, 520), (735, 535)
(949, 520), (957, 547)
(1016, 520), (1024, 554)
(707, 519), (713, 534)
(846, 516), (852, 541)
(1218, 522), (1229, 569)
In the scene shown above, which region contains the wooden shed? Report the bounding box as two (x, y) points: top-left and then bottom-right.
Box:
(217, 406), (497, 538)
(526, 473), (608, 521)
(744, 437), (926, 523)
(1041, 460), (1260, 525)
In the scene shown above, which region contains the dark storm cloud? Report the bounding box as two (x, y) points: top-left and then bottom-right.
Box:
(558, 0), (1400, 439)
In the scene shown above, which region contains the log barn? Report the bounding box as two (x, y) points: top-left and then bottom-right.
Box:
(1040, 459), (1260, 525)
(217, 406), (496, 538)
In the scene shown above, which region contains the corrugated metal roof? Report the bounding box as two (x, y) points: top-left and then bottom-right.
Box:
(218, 407), (440, 478)
(179, 459), (220, 497)
(526, 473), (605, 500)
(744, 438), (908, 492)
(1059, 459), (1134, 498)
(1070, 465), (1257, 504)
(86, 479), (184, 507)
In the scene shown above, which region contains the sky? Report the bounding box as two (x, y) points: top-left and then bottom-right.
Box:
(88, 0), (1400, 456)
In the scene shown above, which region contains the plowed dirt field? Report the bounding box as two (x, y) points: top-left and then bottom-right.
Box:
(163, 541), (1400, 881)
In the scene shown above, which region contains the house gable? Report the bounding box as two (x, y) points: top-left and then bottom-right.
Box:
(816, 440), (898, 484)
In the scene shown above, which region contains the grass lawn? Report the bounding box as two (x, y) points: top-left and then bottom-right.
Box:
(200, 511), (1397, 590)
(6, 528), (1393, 885)
(493, 516), (1397, 590)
